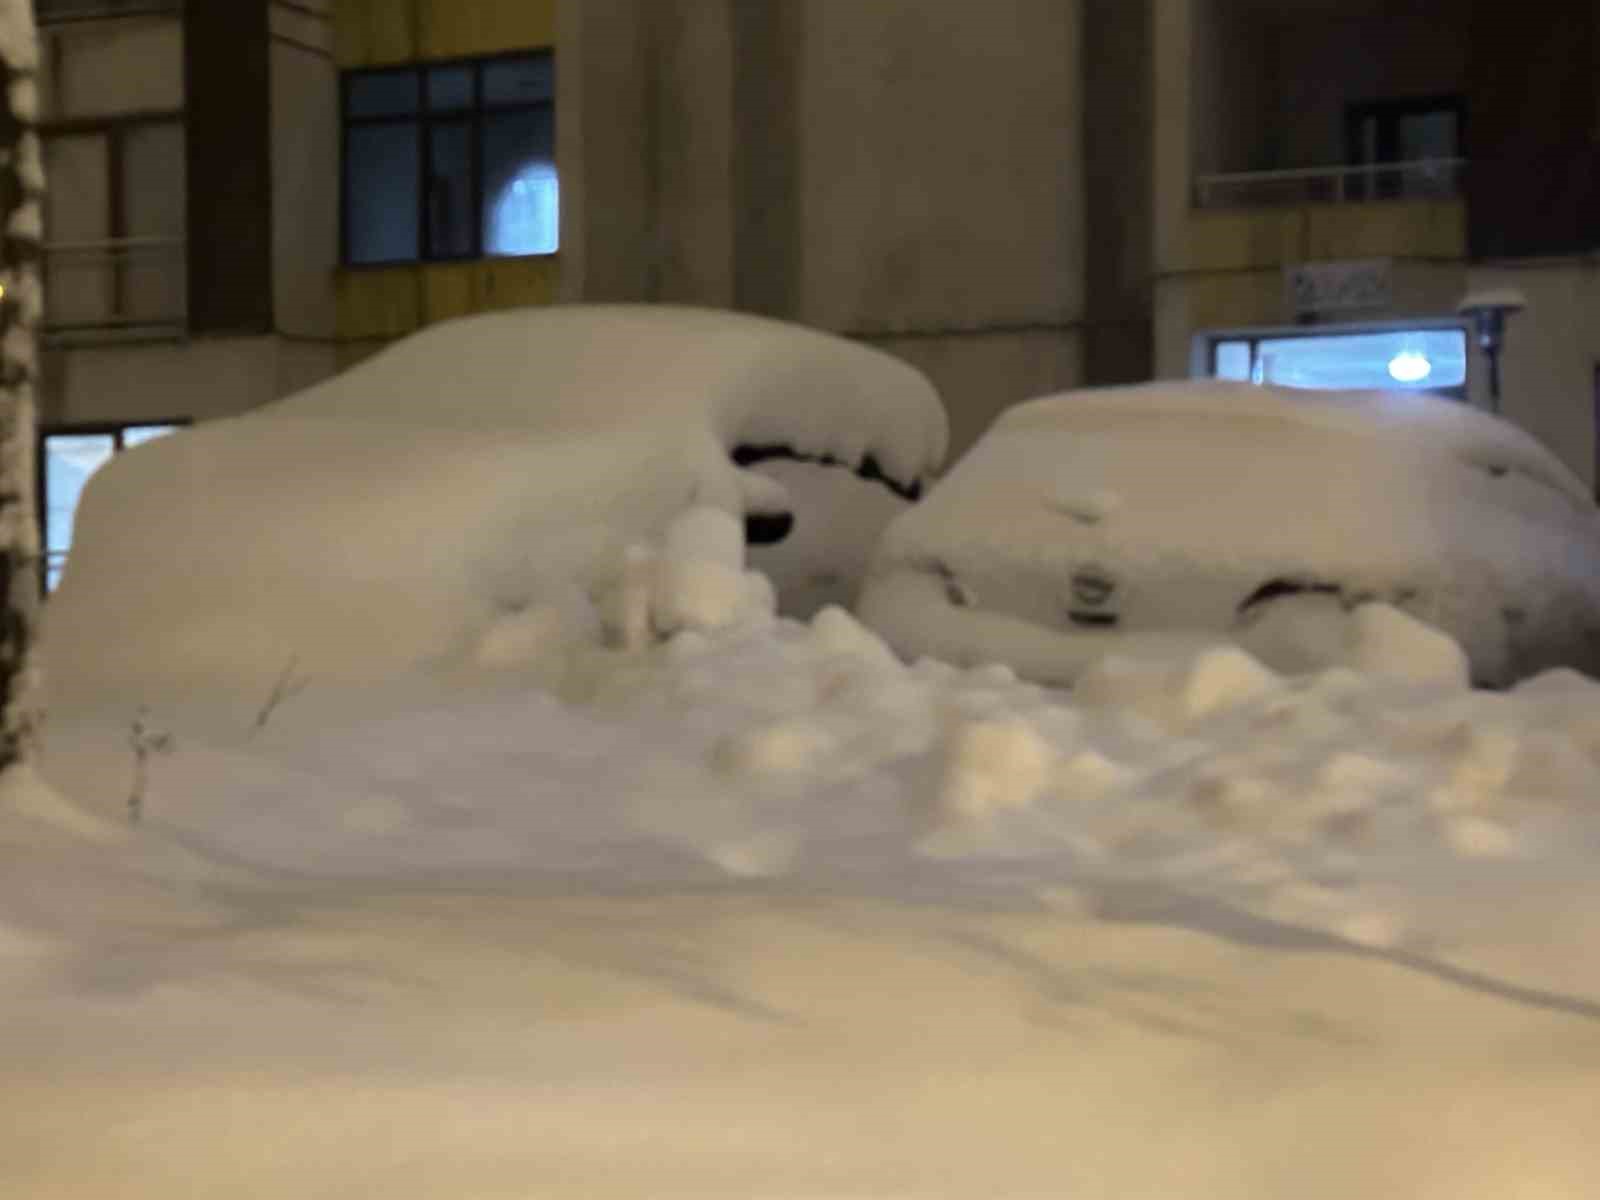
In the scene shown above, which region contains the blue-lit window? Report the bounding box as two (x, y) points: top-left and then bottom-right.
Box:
(342, 52), (557, 265)
(39, 421), (187, 592)
(1204, 326), (1469, 400)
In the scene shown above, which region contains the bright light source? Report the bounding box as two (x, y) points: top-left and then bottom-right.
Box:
(1387, 351), (1432, 384)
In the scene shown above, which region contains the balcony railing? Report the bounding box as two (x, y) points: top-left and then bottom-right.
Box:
(42, 236), (187, 344)
(35, 0), (182, 25)
(1194, 158), (1466, 210)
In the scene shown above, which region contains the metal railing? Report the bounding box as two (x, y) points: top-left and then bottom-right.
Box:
(1194, 157), (1467, 209)
(35, 0), (181, 25)
(42, 236), (187, 344)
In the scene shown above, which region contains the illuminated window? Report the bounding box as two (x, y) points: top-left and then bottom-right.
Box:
(342, 52), (556, 265)
(40, 421), (187, 592)
(1200, 326), (1469, 400)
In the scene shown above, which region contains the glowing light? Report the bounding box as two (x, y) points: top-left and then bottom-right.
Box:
(1387, 351), (1432, 384)
(487, 162), (558, 256)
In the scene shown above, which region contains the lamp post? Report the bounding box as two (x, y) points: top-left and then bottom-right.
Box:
(1456, 289), (1527, 415)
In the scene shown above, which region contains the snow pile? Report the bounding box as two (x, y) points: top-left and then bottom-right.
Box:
(35, 585), (1600, 956)
(15, 357), (1600, 1198)
(860, 380), (1600, 687)
(15, 566), (1600, 1195)
(43, 305), (945, 703)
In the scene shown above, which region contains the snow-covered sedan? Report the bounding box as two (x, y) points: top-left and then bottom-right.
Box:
(857, 380), (1600, 687)
(44, 305), (946, 702)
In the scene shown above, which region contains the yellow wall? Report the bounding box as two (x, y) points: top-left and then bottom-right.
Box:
(1153, 200), (1470, 379)
(336, 0), (556, 67)
(1179, 200), (1466, 275)
(334, 0), (561, 343)
(337, 256), (562, 341)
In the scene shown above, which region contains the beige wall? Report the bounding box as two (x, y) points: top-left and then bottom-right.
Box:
(39, 16), (184, 120)
(1469, 262), (1600, 489)
(869, 329), (1083, 462)
(790, 2), (1082, 337)
(1268, 0), (1465, 169)
(40, 337), (339, 429)
(1188, 0), (1274, 177)
(336, 0), (557, 67)
(560, 0), (1086, 462)
(271, 2), (340, 340)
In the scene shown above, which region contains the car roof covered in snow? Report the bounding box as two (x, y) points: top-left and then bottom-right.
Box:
(271, 304), (948, 491)
(994, 380), (1591, 508)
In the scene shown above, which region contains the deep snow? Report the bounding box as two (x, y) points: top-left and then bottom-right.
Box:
(11, 317), (1600, 1197)
(14, 544), (1600, 1196)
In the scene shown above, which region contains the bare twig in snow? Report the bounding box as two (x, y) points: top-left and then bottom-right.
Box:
(251, 656), (309, 736)
(128, 708), (174, 825)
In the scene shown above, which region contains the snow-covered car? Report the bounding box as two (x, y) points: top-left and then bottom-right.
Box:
(857, 380), (1600, 687)
(44, 305), (945, 702)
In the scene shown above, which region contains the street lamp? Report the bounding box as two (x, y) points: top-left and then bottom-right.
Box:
(1456, 288), (1526, 415)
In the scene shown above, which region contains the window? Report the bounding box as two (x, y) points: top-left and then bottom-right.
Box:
(1200, 324), (1469, 400)
(41, 114), (187, 338)
(39, 421), (187, 592)
(342, 52), (557, 266)
(1344, 96), (1464, 201)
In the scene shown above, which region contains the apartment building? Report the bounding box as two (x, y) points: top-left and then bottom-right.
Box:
(36, 0), (1600, 587)
(36, 0), (339, 585)
(1127, 0), (1600, 491)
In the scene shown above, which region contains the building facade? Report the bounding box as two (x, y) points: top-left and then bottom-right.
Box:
(35, 0), (1600, 584)
(1140, 0), (1600, 488)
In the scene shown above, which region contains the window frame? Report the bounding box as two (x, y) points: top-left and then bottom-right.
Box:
(1343, 94), (1466, 202)
(39, 109), (188, 336)
(340, 49), (556, 268)
(36, 417), (192, 593)
(1344, 94), (1466, 167)
(1192, 319), (1473, 402)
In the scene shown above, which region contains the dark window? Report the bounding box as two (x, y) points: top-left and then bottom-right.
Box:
(1344, 96), (1465, 201)
(38, 421), (189, 592)
(341, 51), (557, 266)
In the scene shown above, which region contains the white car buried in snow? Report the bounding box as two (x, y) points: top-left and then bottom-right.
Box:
(857, 380), (1600, 688)
(44, 305), (945, 703)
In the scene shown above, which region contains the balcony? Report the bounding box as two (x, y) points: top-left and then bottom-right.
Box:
(42, 236), (187, 345)
(1195, 158), (1466, 210)
(34, 0), (182, 25)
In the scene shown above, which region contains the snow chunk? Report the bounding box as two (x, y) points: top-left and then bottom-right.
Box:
(1176, 646), (1281, 721)
(7, 198), (41, 241)
(809, 605), (903, 675)
(654, 507), (751, 635)
(8, 77), (36, 124)
(1443, 814), (1520, 860)
(0, 7), (41, 70)
(1342, 603), (1470, 690)
(662, 505), (744, 572)
(715, 717), (836, 777)
(933, 717), (1056, 824)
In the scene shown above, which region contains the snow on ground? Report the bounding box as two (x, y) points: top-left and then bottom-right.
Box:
(12, 562), (1600, 1195)
(12, 341), (1600, 1196)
